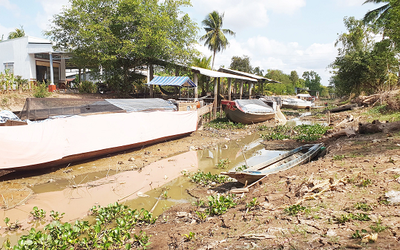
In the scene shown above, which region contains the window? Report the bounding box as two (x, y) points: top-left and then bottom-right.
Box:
(4, 62), (14, 74)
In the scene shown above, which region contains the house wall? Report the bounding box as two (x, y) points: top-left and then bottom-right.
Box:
(0, 36), (66, 85)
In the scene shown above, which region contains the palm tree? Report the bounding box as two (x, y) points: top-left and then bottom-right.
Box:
(200, 11), (235, 70)
(363, 0), (390, 25)
(8, 26), (25, 40)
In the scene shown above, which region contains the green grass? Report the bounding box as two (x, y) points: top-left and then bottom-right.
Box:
(362, 105), (400, 122)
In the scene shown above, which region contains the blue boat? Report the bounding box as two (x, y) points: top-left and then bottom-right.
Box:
(222, 143), (324, 185)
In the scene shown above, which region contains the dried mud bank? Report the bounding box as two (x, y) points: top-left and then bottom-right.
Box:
(138, 109), (400, 249)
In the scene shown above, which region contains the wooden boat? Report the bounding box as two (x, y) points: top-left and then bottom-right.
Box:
(221, 143), (323, 184)
(221, 99), (275, 124)
(282, 98), (314, 109)
(0, 98), (198, 171)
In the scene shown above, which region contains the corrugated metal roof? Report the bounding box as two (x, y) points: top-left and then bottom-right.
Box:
(191, 67), (257, 82)
(147, 76), (197, 87)
(218, 68), (280, 83)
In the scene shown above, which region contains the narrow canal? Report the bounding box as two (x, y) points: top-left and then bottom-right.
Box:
(0, 131), (286, 243)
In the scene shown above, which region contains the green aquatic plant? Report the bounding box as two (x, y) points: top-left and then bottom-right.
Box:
(205, 117), (246, 129)
(206, 194), (237, 216)
(215, 158), (229, 169)
(5, 202), (154, 249)
(49, 210), (65, 221)
(30, 206), (46, 220)
(260, 124), (331, 142)
(187, 170), (230, 185)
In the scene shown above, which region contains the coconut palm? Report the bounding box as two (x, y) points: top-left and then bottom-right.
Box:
(8, 26), (25, 40)
(200, 11), (235, 70)
(363, 0), (391, 25)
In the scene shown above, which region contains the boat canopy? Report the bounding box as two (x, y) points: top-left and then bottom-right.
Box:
(147, 76), (196, 87)
(235, 99), (274, 114)
(18, 98), (177, 121)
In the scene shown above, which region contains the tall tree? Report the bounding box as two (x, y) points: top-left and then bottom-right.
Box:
(302, 71), (322, 92)
(46, 0), (198, 93)
(8, 26), (25, 39)
(253, 66), (264, 76)
(229, 55), (252, 72)
(200, 11), (235, 70)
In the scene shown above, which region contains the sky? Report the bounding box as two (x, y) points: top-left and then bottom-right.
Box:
(0, 0), (384, 86)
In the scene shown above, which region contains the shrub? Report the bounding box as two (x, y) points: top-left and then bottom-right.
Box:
(78, 81), (97, 93)
(33, 82), (51, 98)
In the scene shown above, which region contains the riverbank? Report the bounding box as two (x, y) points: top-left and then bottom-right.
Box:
(1, 92), (400, 249)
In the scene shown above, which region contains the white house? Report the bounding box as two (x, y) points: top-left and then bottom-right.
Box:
(0, 36), (67, 87)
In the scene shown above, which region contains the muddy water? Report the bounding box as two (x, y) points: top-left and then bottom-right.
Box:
(0, 132), (285, 242)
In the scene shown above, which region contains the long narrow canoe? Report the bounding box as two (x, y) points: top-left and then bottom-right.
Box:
(221, 143), (323, 184)
(221, 99), (275, 124)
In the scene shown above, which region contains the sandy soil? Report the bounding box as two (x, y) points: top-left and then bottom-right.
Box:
(2, 92), (400, 249)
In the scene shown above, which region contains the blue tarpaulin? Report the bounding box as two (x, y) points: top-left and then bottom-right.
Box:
(147, 76), (196, 87)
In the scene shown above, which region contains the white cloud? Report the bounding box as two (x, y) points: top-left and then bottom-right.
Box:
(190, 0), (305, 31)
(35, 0), (70, 31)
(198, 35), (337, 85)
(334, 0), (365, 7)
(0, 0), (18, 10)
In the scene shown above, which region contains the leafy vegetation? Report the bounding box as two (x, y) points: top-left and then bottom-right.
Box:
(284, 204), (309, 216)
(186, 170), (230, 186)
(334, 213), (371, 224)
(78, 80), (97, 94)
(205, 117), (246, 129)
(30, 206), (46, 220)
(33, 82), (51, 98)
(3, 202), (155, 249)
(206, 194), (237, 216)
(215, 159), (229, 169)
(260, 124), (331, 142)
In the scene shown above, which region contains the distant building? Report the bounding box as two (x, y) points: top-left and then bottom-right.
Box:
(0, 36), (67, 86)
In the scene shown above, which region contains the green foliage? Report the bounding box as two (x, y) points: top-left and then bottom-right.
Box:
(330, 16), (398, 96)
(182, 231), (196, 241)
(30, 206), (46, 220)
(215, 159), (229, 169)
(3, 217), (20, 231)
(284, 204), (308, 216)
(235, 165), (248, 171)
(245, 198), (260, 210)
(49, 210), (65, 221)
(47, 0), (199, 93)
(195, 211), (207, 221)
(205, 117), (246, 129)
(370, 219), (388, 233)
(33, 82), (51, 98)
(302, 71), (323, 93)
(359, 179), (372, 187)
(334, 213), (371, 223)
(6, 202), (154, 249)
(352, 229), (368, 239)
(7, 26), (25, 40)
(354, 202), (372, 212)
(333, 155), (346, 161)
(230, 55), (252, 73)
(206, 194), (237, 216)
(200, 11), (235, 69)
(187, 170), (230, 186)
(78, 80), (97, 93)
(260, 124), (330, 142)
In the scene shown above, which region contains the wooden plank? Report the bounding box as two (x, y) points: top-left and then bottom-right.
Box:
(197, 103), (213, 116)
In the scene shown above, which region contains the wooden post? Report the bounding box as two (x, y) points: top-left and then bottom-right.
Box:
(218, 78), (221, 118)
(240, 81), (244, 99)
(249, 82), (253, 99)
(213, 78), (218, 119)
(148, 64), (154, 98)
(228, 78), (232, 101)
(194, 72), (198, 100)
